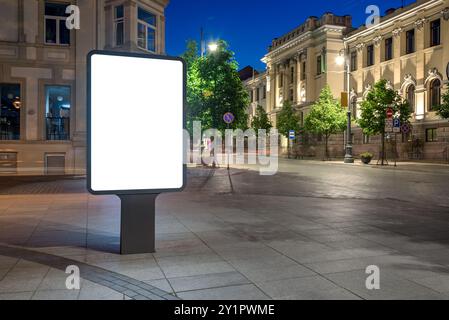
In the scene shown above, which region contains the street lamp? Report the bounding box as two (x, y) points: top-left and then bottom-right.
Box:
(336, 49), (354, 164)
(208, 42), (218, 53)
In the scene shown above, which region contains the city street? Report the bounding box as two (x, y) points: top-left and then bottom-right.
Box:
(0, 159), (449, 300)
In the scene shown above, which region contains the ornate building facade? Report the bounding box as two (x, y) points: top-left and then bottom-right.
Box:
(0, 0), (169, 174)
(346, 0), (449, 160)
(262, 13), (352, 129)
(244, 0), (449, 160)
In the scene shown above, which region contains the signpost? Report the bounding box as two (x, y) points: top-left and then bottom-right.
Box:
(393, 118), (401, 133)
(87, 51), (186, 254)
(385, 119), (394, 133)
(223, 112), (235, 170)
(401, 123), (411, 135)
(289, 130), (296, 140)
(386, 108), (394, 119)
(223, 112), (235, 125)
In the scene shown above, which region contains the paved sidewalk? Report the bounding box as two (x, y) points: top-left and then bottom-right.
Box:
(1, 164), (449, 300)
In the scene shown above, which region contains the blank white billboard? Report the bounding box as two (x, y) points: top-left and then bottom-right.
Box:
(87, 51), (185, 194)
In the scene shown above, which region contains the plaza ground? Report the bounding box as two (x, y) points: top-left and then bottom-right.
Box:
(0, 159), (449, 300)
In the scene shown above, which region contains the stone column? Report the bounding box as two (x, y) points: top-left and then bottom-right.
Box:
(393, 29), (402, 88)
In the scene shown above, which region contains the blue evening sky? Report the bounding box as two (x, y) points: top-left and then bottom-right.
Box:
(165, 0), (416, 70)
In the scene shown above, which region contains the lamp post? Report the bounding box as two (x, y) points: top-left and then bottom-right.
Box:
(336, 49), (354, 164)
(208, 42), (218, 53)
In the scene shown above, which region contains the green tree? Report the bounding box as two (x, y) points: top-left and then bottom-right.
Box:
(183, 40), (249, 133)
(436, 84), (449, 119)
(304, 85), (347, 160)
(358, 79), (411, 165)
(277, 101), (301, 157)
(251, 105), (272, 134)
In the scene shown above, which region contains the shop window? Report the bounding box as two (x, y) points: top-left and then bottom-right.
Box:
(45, 86), (71, 140)
(0, 84), (21, 140)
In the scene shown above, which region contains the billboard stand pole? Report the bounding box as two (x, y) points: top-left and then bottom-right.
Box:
(118, 194), (159, 255)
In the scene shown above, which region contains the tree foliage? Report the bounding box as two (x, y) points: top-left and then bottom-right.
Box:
(436, 84), (449, 120)
(304, 85), (347, 138)
(251, 105), (272, 133)
(358, 79), (411, 136)
(358, 79), (411, 164)
(276, 101), (301, 138)
(183, 40), (249, 133)
(304, 85), (347, 159)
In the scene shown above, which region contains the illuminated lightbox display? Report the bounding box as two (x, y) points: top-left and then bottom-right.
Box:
(87, 51), (186, 195)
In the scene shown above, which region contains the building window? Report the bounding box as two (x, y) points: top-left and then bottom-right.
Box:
(406, 85), (415, 113)
(351, 97), (357, 120)
(367, 45), (374, 67)
(301, 61), (306, 80)
(137, 7), (156, 52)
(429, 79), (441, 111)
(44, 2), (70, 45)
(316, 55), (322, 75)
(426, 128), (438, 142)
(114, 5), (124, 47)
(385, 37), (393, 61)
(406, 29), (415, 54)
(0, 84), (21, 141)
(289, 88), (294, 102)
(430, 19), (440, 47)
(290, 67), (295, 84)
(250, 90), (254, 102)
(363, 134), (370, 144)
(256, 87), (260, 102)
(279, 74), (283, 88)
(263, 85), (266, 99)
(45, 86), (71, 141)
(350, 51), (357, 72)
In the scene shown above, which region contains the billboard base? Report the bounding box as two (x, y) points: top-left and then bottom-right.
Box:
(118, 194), (159, 255)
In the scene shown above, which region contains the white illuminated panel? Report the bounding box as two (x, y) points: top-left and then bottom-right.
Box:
(89, 53), (184, 193)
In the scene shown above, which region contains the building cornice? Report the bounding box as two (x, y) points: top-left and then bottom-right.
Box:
(263, 25), (346, 63)
(345, 0), (444, 42)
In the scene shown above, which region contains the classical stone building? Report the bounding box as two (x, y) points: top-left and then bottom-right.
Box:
(346, 0), (449, 161)
(0, 0), (169, 174)
(240, 66), (267, 125)
(244, 0), (449, 160)
(262, 14), (352, 127)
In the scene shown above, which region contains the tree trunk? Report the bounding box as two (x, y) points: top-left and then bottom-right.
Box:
(325, 135), (329, 161)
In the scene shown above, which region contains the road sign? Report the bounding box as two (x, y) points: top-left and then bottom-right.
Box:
(289, 130), (296, 140)
(223, 112), (235, 124)
(401, 123), (411, 134)
(385, 119), (394, 133)
(393, 118), (401, 133)
(386, 108), (394, 119)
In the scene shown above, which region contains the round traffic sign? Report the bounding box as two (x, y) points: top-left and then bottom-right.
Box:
(223, 112), (235, 124)
(386, 108), (394, 119)
(401, 123), (411, 134)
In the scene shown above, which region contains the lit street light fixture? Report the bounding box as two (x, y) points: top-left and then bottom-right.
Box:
(336, 48), (354, 164)
(208, 42), (218, 53)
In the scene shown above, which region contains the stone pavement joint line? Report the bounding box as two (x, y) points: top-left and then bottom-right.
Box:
(0, 245), (180, 300)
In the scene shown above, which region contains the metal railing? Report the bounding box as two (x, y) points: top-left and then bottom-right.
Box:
(0, 117), (20, 140)
(46, 117), (70, 141)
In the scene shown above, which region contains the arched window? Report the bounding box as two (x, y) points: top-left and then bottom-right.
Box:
(351, 97), (357, 120)
(406, 85), (415, 113)
(429, 79), (441, 111)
